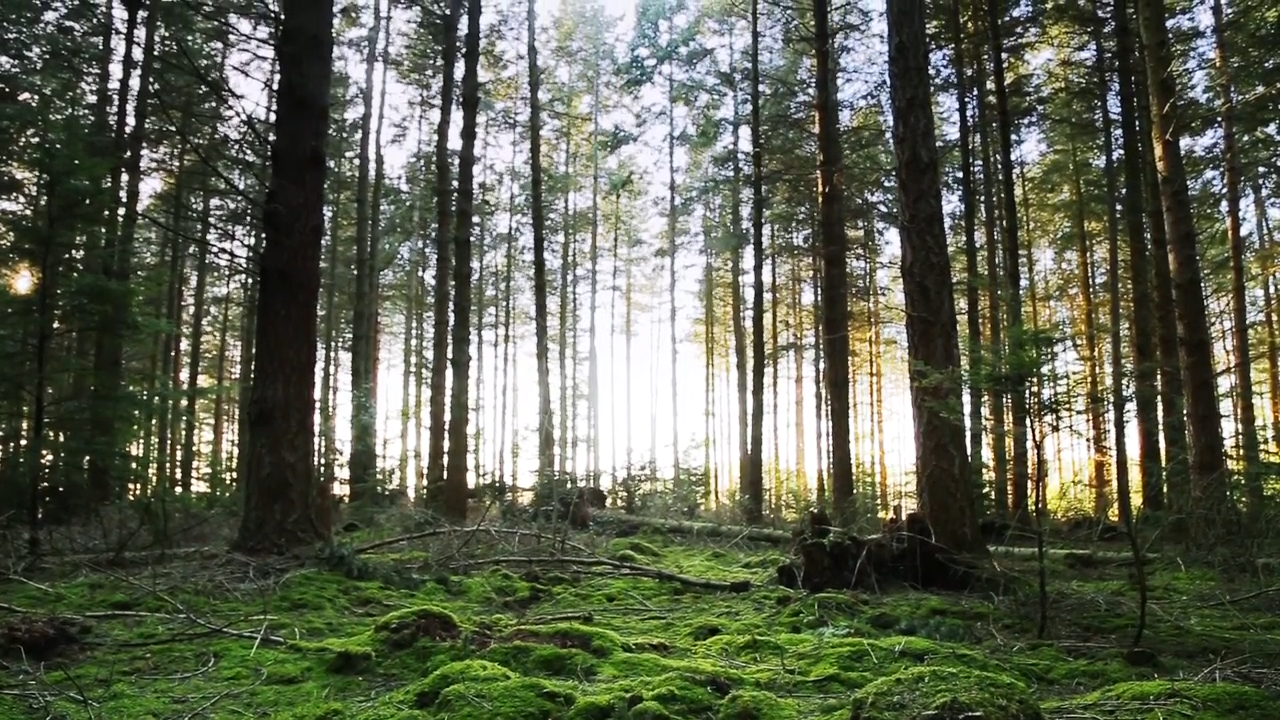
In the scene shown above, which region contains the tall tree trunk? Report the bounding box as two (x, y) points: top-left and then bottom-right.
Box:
(1113, 0), (1163, 510)
(666, 73), (681, 488)
(1210, 0), (1263, 521)
(813, 0), (855, 519)
(886, 0), (982, 552)
(1070, 142), (1110, 518)
(975, 41), (1009, 517)
(949, 0), (984, 511)
(1253, 181), (1280, 450)
(87, 0), (160, 502)
(180, 173), (214, 494)
(232, 0), (336, 553)
(348, 0), (382, 503)
(986, 0), (1030, 521)
(744, 0), (765, 523)
(443, 0), (482, 520)
(558, 135), (572, 479)
(528, 0), (556, 487)
(426, 0), (464, 502)
(1137, 0), (1231, 538)
(319, 158), (344, 494)
(211, 280), (232, 491)
(1133, 40), (1188, 512)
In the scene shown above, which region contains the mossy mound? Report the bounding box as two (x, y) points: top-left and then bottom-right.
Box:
(1055, 680), (1277, 720)
(850, 666), (1043, 720)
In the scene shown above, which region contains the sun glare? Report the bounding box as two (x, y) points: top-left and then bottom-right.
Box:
(7, 265), (36, 296)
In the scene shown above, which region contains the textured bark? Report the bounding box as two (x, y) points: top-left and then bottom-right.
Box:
(425, 0), (464, 502)
(529, 0), (556, 485)
(986, 0), (1030, 521)
(1133, 43), (1188, 512)
(232, 0), (335, 553)
(443, 0), (482, 521)
(1137, 0), (1231, 538)
(948, 0), (984, 511)
(1114, 0), (1163, 510)
(813, 0), (855, 519)
(348, 0), (382, 503)
(886, 0), (982, 552)
(1210, 0), (1263, 521)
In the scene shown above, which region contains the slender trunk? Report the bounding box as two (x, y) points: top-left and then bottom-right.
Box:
(1133, 40), (1188, 512)
(443, 0), (482, 520)
(1137, 0), (1230, 538)
(211, 280), (232, 491)
(558, 135), (571, 479)
(528, 0), (556, 486)
(180, 173), (214, 493)
(348, 0), (382, 502)
(950, 0), (984, 511)
(1210, 0), (1262, 521)
(1070, 143), (1110, 518)
(1253, 181), (1280, 450)
(87, 0), (159, 501)
(666, 72), (681, 488)
(813, 0), (854, 519)
(811, 252), (826, 506)
(1114, 0), (1163, 510)
(426, 0), (464, 502)
(975, 44), (1009, 517)
(986, 0), (1030, 521)
(588, 41), (602, 488)
(745, 0), (765, 522)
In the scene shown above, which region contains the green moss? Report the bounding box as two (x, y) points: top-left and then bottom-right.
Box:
(717, 690), (799, 720)
(398, 659), (517, 709)
(433, 676), (577, 719)
(3, 521), (1276, 720)
(609, 539), (663, 558)
(1059, 680), (1277, 720)
(850, 666), (1043, 720)
(505, 622), (625, 657)
(482, 641), (599, 678)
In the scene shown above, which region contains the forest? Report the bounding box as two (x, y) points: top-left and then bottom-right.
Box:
(1, 0), (1279, 716)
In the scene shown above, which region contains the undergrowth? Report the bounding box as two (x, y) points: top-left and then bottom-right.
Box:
(0, 517), (1277, 719)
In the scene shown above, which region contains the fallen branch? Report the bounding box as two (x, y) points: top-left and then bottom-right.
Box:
(354, 525), (592, 556)
(449, 555), (752, 593)
(595, 513), (793, 545)
(1200, 584), (1280, 608)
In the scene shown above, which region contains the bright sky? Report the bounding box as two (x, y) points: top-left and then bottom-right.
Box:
(306, 0), (926, 506)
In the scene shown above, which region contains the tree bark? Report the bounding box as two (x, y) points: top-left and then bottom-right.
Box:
(813, 0), (855, 520)
(1113, 0), (1163, 510)
(232, 0), (335, 553)
(443, 0), (482, 521)
(1137, 0), (1231, 539)
(1210, 0), (1263, 522)
(886, 0), (982, 552)
(528, 0), (556, 488)
(426, 0), (464, 503)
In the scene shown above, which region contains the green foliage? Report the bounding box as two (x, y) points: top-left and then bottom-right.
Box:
(2, 532), (1275, 719)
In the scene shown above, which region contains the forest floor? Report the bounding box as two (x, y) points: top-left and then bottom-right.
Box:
(1, 505), (1279, 720)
